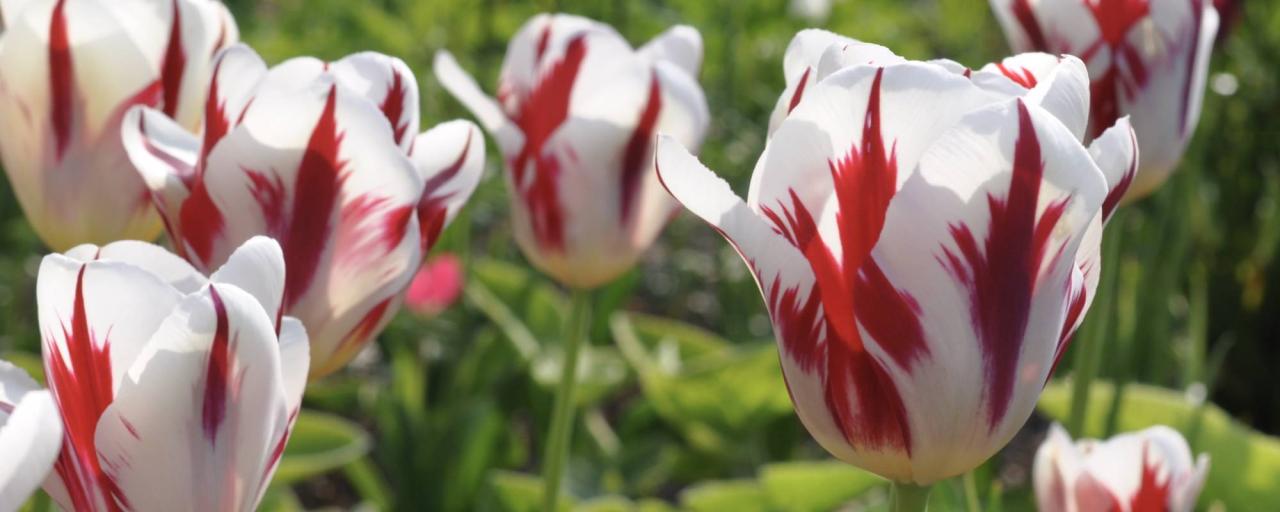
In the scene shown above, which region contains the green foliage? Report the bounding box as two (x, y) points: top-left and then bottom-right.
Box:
(273, 411), (372, 485)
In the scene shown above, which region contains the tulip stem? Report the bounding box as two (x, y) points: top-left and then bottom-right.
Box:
(890, 482), (932, 512)
(542, 289), (592, 512)
(1066, 223), (1123, 435)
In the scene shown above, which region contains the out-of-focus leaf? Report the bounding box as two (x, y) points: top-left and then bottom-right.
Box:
(680, 479), (769, 512)
(759, 461), (884, 511)
(1039, 381), (1280, 510)
(258, 487), (304, 512)
(273, 410), (372, 484)
(480, 471), (572, 512)
(471, 258), (566, 339)
(532, 345), (629, 406)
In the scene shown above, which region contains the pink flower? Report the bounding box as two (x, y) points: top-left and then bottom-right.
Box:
(122, 44), (485, 378)
(0, 0), (237, 250)
(656, 32), (1137, 484)
(1035, 424), (1210, 512)
(435, 13), (710, 289)
(35, 236), (308, 511)
(406, 254), (464, 316)
(989, 0), (1219, 200)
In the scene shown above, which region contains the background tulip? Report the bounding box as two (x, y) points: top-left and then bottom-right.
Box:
(0, 362), (62, 512)
(656, 35), (1138, 487)
(122, 44), (485, 378)
(989, 0), (1219, 200)
(0, 0), (237, 250)
(406, 254), (463, 317)
(36, 236), (307, 511)
(1035, 424), (1210, 512)
(434, 13), (710, 289)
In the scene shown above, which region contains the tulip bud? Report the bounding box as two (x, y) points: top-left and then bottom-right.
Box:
(656, 32), (1138, 484)
(36, 237), (307, 511)
(1035, 424), (1210, 512)
(0, 0), (237, 250)
(122, 44), (486, 378)
(989, 0), (1219, 200)
(435, 13), (710, 289)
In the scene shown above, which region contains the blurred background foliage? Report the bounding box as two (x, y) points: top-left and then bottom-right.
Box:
(3, 0), (1279, 510)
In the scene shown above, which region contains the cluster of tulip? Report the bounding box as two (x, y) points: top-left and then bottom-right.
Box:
(0, 0), (1222, 510)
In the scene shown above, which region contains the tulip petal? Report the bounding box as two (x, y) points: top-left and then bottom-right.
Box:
(1033, 424), (1082, 512)
(432, 50), (522, 155)
(982, 53), (1091, 142)
(637, 24), (702, 76)
(871, 98), (1106, 481)
(331, 52), (420, 152)
(767, 29), (902, 134)
(409, 120), (486, 252)
(201, 43), (267, 160)
(94, 283), (290, 512)
(654, 136), (864, 469)
(0, 388), (62, 512)
(209, 236), (286, 329)
(64, 239), (206, 294)
(121, 106), (200, 241)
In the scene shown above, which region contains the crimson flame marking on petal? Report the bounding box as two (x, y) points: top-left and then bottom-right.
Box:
(1011, 0), (1050, 50)
(180, 175), (226, 270)
(201, 57), (233, 164)
(940, 100), (1071, 429)
(201, 286), (232, 441)
(619, 73), (664, 223)
(508, 35), (588, 252)
(996, 63), (1038, 89)
(332, 297), (394, 365)
(46, 265), (129, 512)
(1048, 275), (1088, 385)
(159, 0), (188, 118)
(281, 85), (347, 311)
(787, 68), (812, 114)
(379, 66), (410, 144)
(1129, 442), (1174, 511)
(334, 195), (414, 269)
(417, 131), (473, 252)
(49, 0), (74, 162)
(260, 408), (299, 486)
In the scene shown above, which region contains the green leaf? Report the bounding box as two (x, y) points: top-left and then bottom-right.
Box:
(759, 461), (885, 511)
(532, 345), (629, 406)
(680, 479), (769, 512)
(1039, 381), (1280, 510)
(273, 410), (371, 485)
(257, 487), (305, 512)
(481, 471), (573, 512)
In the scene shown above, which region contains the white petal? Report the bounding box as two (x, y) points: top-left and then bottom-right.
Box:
(980, 53), (1091, 142)
(0, 390), (62, 512)
(1033, 424), (1082, 512)
(95, 283), (290, 512)
(432, 50), (522, 155)
(121, 106), (199, 239)
(202, 43), (268, 154)
(331, 51), (421, 152)
(767, 30), (901, 135)
(409, 120), (486, 251)
(69, 239), (207, 294)
(210, 236), (286, 325)
(638, 24), (702, 76)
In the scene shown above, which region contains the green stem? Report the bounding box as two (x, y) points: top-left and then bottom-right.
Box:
(541, 290), (592, 512)
(890, 482), (932, 512)
(962, 471), (981, 512)
(1066, 221), (1123, 435)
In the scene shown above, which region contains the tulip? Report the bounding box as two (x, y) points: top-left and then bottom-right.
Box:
(406, 254), (464, 317)
(122, 44), (485, 378)
(655, 33), (1138, 502)
(989, 0), (1219, 200)
(1035, 424), (1209, 512)
(434, 13), (710, 290)
(0, 362), (62, 511)
(34, 236), (307, 511)
(0, 0), (237, 250)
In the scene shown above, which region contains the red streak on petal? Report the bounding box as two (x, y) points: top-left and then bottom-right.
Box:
(940, 100), (1070, 429)
(180, 178), (226, 269)
(202, 59), (232, 163)
(535, 23), (552, 62)
(201, 286), (232, 441)
(334, 297), (393, 359)
(1012, 0), (1050, 49)
(246, 169), (288, 233)
(619, 73), (663, 223)
(1130, 443), (1173, 511)
(1102, 130), (1139, 221)
(282, 85), (347, 310)
(46, 266), (128, 511)
(787, 68), (811, 114)
(1048, 279), (1088, 385)
(417, 131), (473, 252)
(508, 35), (587, 252)
(48, 0), (74, 162)
(159, 0), (187, 119)
(379, 66), (410, 145)
(1087, 0), (1152, 48)
(996, 63), (1039, 89)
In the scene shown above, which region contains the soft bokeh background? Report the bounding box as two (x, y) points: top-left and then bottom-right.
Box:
(4, 0), (1278, 510)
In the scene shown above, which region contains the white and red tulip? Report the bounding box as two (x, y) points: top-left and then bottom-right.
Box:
(656, 34), (1138, 484)
(36, 236), (307, 511)
(0, 361), (62, 511)
(989, 0), (1219, 200)
(122, 44), (485, 378)
(1035, 424), (1210, 512)
(0, 0), (237, 250)
(435, 13), (709, 289)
